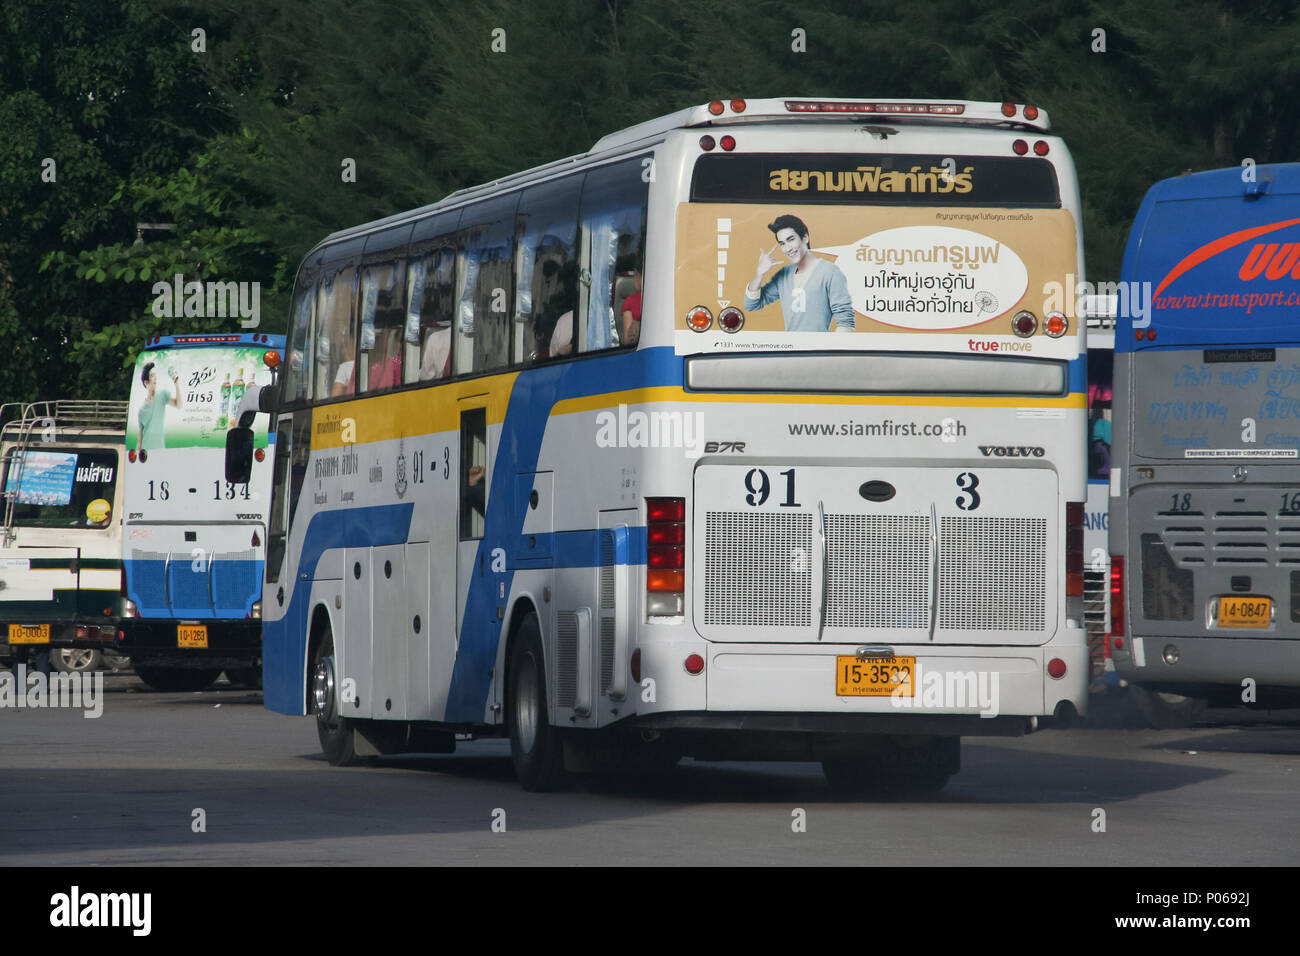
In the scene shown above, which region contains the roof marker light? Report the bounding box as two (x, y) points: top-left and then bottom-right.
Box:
(1001, 102), (1017, 117)
(730, 98), (746, 113)
(708, 100), (725, 115)
(1024, 104), (1040, 120)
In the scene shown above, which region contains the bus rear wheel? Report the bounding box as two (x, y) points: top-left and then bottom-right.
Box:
(312, 631), (364, 766)
(508, 613), (566, 791)
(135, 666), (221, 692)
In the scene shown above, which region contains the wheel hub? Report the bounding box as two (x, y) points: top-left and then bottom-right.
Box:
(313, 654), (336, 722)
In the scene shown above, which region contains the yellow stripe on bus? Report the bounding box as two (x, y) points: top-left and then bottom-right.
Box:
(310, 373), (519, 449)
(551, 387), (1085, 417)
(310, 377), (1083, 448)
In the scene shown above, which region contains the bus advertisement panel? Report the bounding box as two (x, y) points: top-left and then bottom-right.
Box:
(1111, 163), (1300, 702)
(121, 333), (284, 692)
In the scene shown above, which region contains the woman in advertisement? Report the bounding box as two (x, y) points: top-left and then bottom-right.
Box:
(744, 214), (855, 332)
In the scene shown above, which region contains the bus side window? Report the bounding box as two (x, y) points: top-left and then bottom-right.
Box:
(577, 157), (649, 354)
(284, 278), (315, 403)
(460, 407), (487, 540)
(316, 265), (357, 399)
(457, 194), (518, 375)
(514, 175), (583, 363)
(411, 242), (458, 382)
(359, 260), (405, 393)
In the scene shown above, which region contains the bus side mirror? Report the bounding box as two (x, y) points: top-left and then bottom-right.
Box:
(225, 427), (254, 484)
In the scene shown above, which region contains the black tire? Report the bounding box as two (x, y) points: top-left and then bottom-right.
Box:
(1131, 687), (1207, 729)
(135, 666), (221, 692)
(508, 613), (566, 791)
(312, 630), (364, 766)
(225, 666), (262, 689)
(823, 736), (958, 796)
(52, 648), (102, 674)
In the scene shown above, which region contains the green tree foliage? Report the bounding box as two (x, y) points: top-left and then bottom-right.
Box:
(5, 0), (1300, 411)
(0, 0), (278, 404)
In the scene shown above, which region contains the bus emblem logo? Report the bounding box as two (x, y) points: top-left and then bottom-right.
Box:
(395, 443), (408, 499)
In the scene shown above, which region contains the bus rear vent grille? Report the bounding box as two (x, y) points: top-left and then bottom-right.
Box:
(703, 511), (812, 626)
(937, 516), (1047, 630)
(825, 514), (931, 628)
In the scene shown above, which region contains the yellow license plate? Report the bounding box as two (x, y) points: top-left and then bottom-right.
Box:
(1218, 596), (1271, 628)
(177, 624), (209, 648)
(8, 624), (50, 645)
(836, 656), (916, 697)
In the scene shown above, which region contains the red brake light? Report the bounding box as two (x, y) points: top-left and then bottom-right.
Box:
(699, 134), (716, 151)
(1012, 139), (1028, 155)
(647, 498), (685, 522)
(1109, 556), (1125, 638)
(684, 654), (705, 675)
(1012, 311), (1037, 337)
(1024, 105), (1040, 120)
(648, 545), (684, 569)
(718, 307), (744, 332)
(1033, 140), (1049, 156)
(1047, 658), (1067, 679)
(720, 134), (736, 151)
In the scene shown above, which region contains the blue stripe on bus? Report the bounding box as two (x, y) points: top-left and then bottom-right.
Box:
(445, 347), (680, 722)
(263, 503), (416, 714)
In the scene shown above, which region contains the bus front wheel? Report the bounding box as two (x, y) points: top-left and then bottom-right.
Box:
(507, 613), (566, 792)
(312, 632), (363, 766)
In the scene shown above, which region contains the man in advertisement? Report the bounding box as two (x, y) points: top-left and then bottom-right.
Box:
(744, 214), (855, 332)
(137, 361), (181, 450)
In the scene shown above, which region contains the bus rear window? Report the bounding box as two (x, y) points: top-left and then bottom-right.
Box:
(691, 153), (1061, 207)
(3, 448), (118, 529)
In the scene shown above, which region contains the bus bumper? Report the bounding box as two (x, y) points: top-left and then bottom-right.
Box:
(117, 619), (262, 670)
(1113, 634), (1300, 695)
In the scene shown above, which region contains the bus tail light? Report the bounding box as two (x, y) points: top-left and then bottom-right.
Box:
(719, 307), (745, 332)
(720, 134), (736, 151)
(1012, 138), (1028, 155)
(699, 135), (716, 151)
(1033, 140), (1050, 156)
(687, 306), (713, 332)
(1045, 311), (1068, 337)
(1066, 502), (1084, 596)
(647, 497), (685, 616)
(1109, 556), (1125, 640)
(729, 98), (746, 113)
(684, 654), (704, 675)
(1047, 658), (1067, 679)
(1012, 311), (1037, 337)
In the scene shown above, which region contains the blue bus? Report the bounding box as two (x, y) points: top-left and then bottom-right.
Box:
(1110, 163), (1300, 708)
